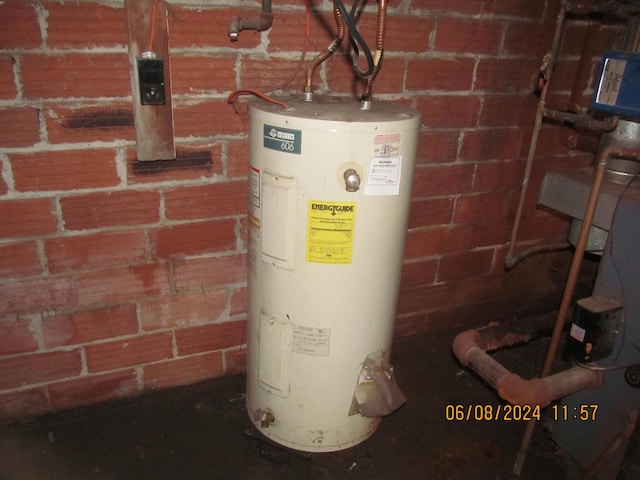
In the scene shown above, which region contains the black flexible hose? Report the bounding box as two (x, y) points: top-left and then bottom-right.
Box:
(333, 0), (375, 78)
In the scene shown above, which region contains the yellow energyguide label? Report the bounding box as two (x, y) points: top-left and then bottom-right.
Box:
(306, 200), (356, 264)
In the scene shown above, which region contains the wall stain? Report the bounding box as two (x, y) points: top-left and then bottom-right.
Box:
(132, 150), (213, 175)
(64, 110), (134, 129)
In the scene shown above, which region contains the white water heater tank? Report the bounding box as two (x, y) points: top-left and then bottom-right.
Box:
(246, 96), (420, 452)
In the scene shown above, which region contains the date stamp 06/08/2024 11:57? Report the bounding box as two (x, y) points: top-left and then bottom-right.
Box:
(444, 403), (599, 422)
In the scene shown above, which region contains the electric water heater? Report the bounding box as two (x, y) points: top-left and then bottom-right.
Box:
(246, 96), (420, 452)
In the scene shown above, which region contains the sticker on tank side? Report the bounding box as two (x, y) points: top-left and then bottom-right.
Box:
(248, 202), (260, 277)
(293, 324), (331, 356)
(374, 132), (401, 157)
(306, 200), (356, 264)
(263, 124), (302, 154)
(365, 155), (402, 196)
(249, 166), (260, 207)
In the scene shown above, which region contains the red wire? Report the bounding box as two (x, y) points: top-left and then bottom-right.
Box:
(227, 0), (312, 108)
(147, 0), (160, 52)
(227, 90), (290, 109)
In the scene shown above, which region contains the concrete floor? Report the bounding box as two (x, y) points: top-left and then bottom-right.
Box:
(1, 327), (638, 480)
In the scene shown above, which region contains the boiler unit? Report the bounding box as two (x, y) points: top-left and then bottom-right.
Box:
(549, 187), (640, 479)
(452, 47), (640, 478)
(245, 96), (420, 452)
(541, 80), (640, 477)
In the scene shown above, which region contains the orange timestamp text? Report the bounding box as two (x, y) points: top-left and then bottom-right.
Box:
(445, 404), (541, 422)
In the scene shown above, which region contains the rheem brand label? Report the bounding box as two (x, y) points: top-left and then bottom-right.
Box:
(263, 124), (302, 154)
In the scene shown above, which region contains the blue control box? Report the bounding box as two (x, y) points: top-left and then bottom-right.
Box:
(591, 51), (640, 119)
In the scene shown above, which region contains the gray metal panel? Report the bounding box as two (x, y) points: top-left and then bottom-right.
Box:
(550, 193), (640, 478)
(538, 167), (640, 231)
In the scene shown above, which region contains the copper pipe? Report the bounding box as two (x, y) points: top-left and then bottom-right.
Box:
(361, 0), (388, 103)
(505, 4), (567, 270)
(304, 4), (345, 98)
(374, 0), (387, 52)
(513, 144), (640, 475)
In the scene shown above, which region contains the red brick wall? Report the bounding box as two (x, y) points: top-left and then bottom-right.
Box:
(0, 0), (621, 422)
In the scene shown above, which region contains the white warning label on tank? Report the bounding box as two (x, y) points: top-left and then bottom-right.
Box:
(293, 325), (331, 356)
(365, 156), (402, 196)
(249, 166), (260, 207)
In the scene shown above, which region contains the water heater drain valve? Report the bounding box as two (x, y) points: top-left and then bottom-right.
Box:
(254, 408), (275, 428)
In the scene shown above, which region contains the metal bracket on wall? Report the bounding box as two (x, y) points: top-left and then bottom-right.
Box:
(125, 0), (176, 161)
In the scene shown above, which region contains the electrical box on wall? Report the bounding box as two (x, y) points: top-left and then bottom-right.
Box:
(137, 57), (166, 105)
(592, 51), (640, 119)
(125, 0), (176, 161)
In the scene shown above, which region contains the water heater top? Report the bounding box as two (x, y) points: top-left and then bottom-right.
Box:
(249, 96), (421, 124)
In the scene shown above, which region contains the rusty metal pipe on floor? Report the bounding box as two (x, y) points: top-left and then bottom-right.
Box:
(452, 330), (603, 408)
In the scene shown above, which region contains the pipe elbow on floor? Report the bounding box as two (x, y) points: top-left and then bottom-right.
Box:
(499, 374), (554, 408)
(452, 329), (485, 366)
(453, 327), (604, 408)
